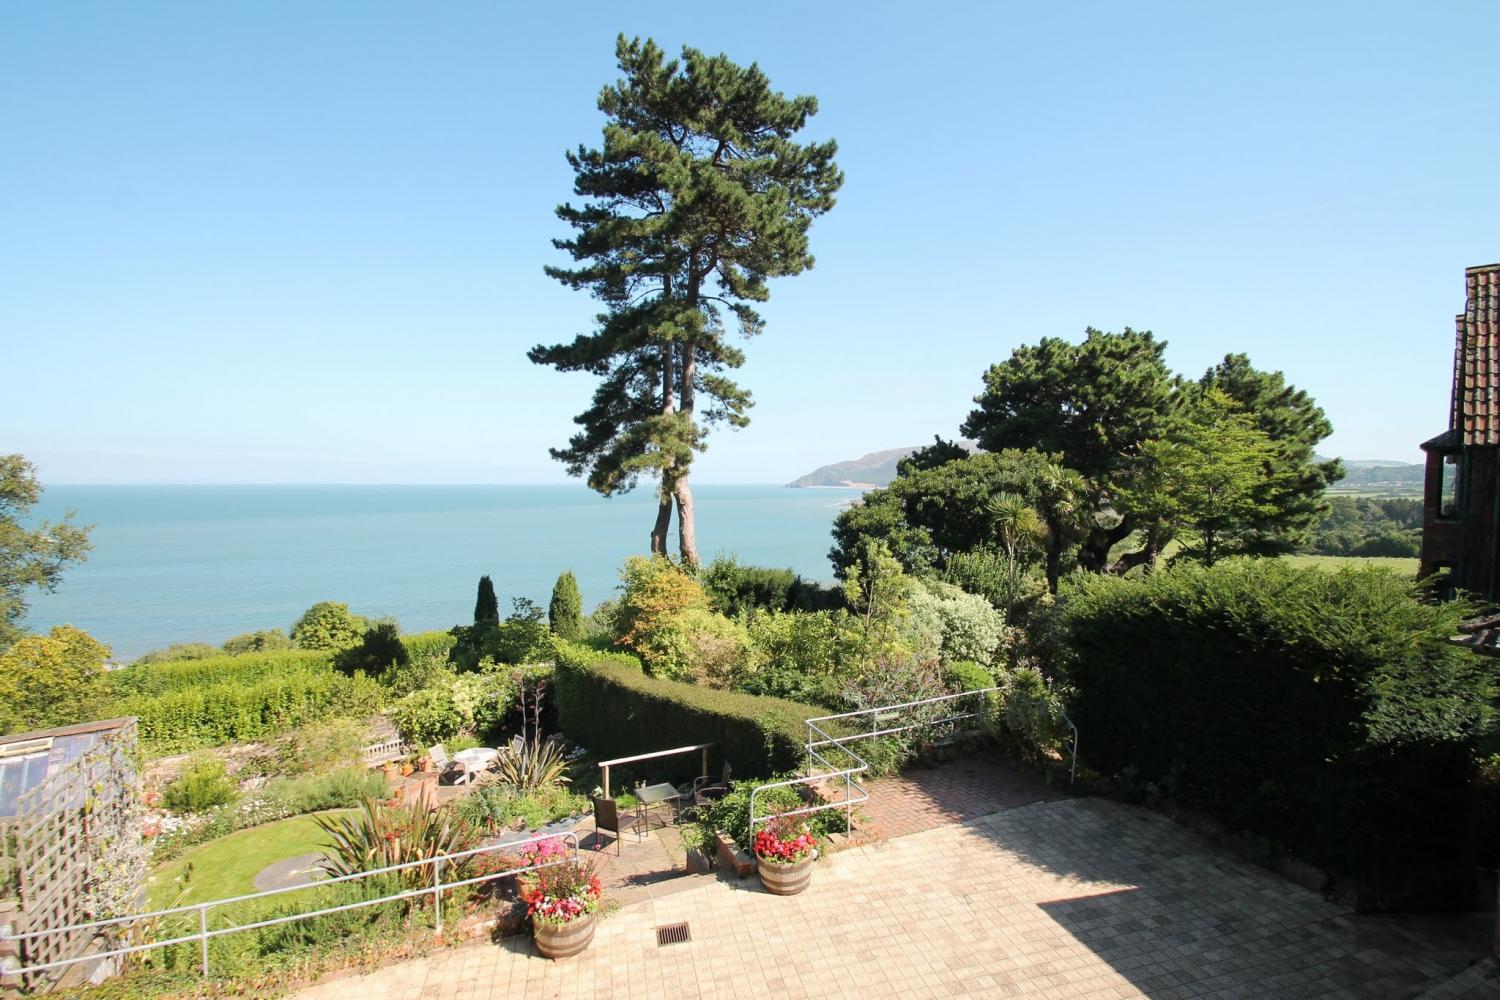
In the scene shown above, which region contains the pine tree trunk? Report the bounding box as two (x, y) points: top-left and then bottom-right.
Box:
(650, 485), (673, 555)
(673, 474), (699, 568)
(650, 330), (676, 557)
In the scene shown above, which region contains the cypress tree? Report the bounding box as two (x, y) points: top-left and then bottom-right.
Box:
(474, 575), (499, 623)
(549, 571), (583, 640)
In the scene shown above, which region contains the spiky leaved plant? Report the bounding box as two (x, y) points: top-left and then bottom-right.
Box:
(316, 797), (473, 890)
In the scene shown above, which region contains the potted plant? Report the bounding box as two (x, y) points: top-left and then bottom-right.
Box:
(753, 814), (818, 896)
(517, 839), (603, 959)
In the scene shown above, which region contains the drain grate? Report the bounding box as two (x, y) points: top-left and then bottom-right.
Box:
(655, 922), (692, 947)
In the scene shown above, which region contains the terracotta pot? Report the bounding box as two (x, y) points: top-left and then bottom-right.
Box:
(757, 855), (813, 896)
(400, 763), (414, 777)
(533, 911), (596, 959)
(383, 763), (400, 781)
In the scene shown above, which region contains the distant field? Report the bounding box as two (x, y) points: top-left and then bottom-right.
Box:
(1281, 554), (1418, 576)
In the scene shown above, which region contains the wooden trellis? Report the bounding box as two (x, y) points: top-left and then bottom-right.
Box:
(5, 719), (141, 991)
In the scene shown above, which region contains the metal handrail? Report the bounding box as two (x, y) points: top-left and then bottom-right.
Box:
(747, 683), (1080, 844)
(0, 830), (580, 980)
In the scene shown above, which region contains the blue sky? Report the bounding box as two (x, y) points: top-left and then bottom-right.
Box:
(3, 1), (1497, 484)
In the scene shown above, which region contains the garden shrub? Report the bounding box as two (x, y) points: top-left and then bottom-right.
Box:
(119, 666), (381, 755)
(553, 639), (817, 780)
(220, 629), (293, 655)
(701, 556), (843, 616)
(162, 754), (237, 814)
(943, 659), (995, 693)
(279, 718), (369, 773)
(740, 609), (860, 705)
(985, 663), (1068, 761)
(454, 782), (587, 834)
(399, 629), (456, 662)
(694, 772), (848, 850)
(133, 642), (220, 665)
(379, 650), (456, 699)
(1048, 560), (1491, 910)
(387, 664), (516, 747)
(448, 599), (551, 671)
(334, 620), (409, 676)
(905, 578), (1012, 665)
(388, 687), (465, 748)
(290, 601), (368, 651)
(278, 767), (386, 813)
(639, 606), (753, 687)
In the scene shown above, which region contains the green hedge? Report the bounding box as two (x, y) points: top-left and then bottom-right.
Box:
(107, 649), (334, 697)
(118, 669), (382, 755)
(400, 630), (457, 661)
(1048, 560), (1491, 910)
(553, 640), (823, 780)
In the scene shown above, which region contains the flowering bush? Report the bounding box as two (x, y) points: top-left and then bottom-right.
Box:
(517, 850), (602, 926)
(752, 815), (816, 866)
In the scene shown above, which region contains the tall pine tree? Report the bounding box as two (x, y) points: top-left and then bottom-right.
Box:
(474, 575), (499, 623)
(531, 36), (842, 566)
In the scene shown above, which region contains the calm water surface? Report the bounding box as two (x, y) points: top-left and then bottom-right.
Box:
(24, 485), (862, 660)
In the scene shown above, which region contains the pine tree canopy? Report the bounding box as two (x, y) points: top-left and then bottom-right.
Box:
(530, 35), (842, 564)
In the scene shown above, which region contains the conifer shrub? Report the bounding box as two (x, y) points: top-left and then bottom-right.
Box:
(474, 575), (500, 623)
(549, 571), (583, 640)
(1048, 560), (1491, 910)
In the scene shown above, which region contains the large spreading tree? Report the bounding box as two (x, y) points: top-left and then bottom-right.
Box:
(531, 36), (842, 566)
(960, 330), (1340, 574)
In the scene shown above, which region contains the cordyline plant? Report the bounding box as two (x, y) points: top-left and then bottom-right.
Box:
(752, 813), (816, 866)
(316, 797), (473, 889)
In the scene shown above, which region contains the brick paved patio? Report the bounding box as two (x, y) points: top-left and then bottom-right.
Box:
(838, 756), (1064, 846)
(294, 796), (1492, 1000)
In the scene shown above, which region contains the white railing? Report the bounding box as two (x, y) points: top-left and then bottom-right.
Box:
(747, 684), (1079, 838)
(0, 830), (579, 982)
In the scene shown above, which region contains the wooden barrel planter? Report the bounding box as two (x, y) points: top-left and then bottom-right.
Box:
(533, 912), (596, 959)
(757, 856), (813, 896)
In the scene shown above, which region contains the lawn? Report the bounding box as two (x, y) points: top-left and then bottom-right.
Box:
(147, 811), (350, 912)
(1281, 554), (1418, 576)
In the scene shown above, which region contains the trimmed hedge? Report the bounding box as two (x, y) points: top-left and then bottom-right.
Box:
(1048, 560), (1491, 910)
(400, 630), (457, 661)
(553, 640), (823, 780)
(117, 668), (382, 755)
(107, 649), (334, 698)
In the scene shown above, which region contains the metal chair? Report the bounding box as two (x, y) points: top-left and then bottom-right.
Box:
(692, 762), (733, 809)
(591, 795), (646, 855)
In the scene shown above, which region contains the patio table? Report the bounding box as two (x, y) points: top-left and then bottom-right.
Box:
(452, 747), (499, 785)
(635, 781), (682, 830)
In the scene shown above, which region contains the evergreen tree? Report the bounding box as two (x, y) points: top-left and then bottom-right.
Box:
(548, 571), (584, 640)
(474, 575), (499, 623)
(961, 328), (1177, 572)
(531, 36), (842, 566)
(0, 455), (92, 651)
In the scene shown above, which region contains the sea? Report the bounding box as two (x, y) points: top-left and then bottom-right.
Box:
(21, 484), (864, 662)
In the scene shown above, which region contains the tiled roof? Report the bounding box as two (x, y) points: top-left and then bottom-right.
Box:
(1457, 264), (1500, 446)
